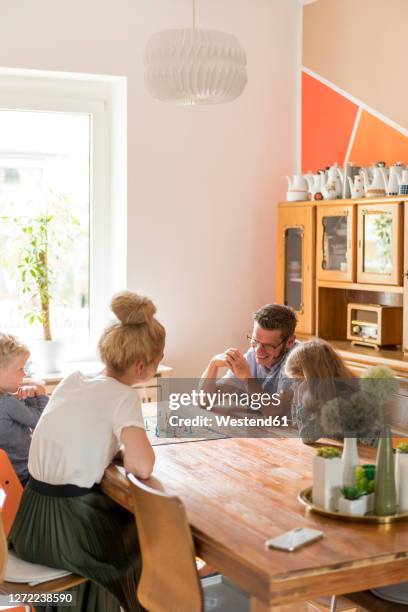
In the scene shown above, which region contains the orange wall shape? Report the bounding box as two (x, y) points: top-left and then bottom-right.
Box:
(302, 72), (358, 173)
(303, 0), (408, 131)
(349, 111), (408, 167)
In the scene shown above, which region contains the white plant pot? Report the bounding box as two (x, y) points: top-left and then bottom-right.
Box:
(395, 452), (408, 511)
(338, 495), (368, 516)
(313, 456), (342, 511)
(35, 339), (65, 374)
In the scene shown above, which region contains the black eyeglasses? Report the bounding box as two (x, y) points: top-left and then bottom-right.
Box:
(246, 334), (288, 354)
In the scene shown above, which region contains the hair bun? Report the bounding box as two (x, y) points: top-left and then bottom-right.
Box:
(110, 291), (156, 326)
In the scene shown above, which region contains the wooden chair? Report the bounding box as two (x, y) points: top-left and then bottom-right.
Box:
(0, 449), (23, 536)
(127, 473), (248, 612)
(0, 457), (87, 610)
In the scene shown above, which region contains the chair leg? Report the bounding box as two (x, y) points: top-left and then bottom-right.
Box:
(330, 595), (337, 612)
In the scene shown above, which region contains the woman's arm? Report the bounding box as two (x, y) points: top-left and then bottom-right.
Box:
(120, 426), (155, 480)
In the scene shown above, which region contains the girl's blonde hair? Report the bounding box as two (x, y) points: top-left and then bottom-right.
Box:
(285, 339), (355, 405)
(98, 291), (165, 373)
(0, 333), (29, 369)
(285, 339), (353, 381)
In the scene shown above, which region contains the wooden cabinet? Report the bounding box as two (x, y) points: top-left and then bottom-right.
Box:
(316, 204), (356, 282)
(277, 204), (315, 334)
(403, 202), (408, 351)
(357, 202), (403, 285)
(277, 196), (406, 352)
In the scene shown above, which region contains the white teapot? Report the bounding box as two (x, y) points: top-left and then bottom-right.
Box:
(360, 166), (386, 197)
(384, 162), (405, 195)
(347, 174), (365, 198)
(286, 174), (308, 201)
(397, 169), (408, 195)
(305, 172), (324, 200)
(287, 174), (308, 191)
(321, 164), (342, 199)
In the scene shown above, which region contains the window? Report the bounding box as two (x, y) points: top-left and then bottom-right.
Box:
(0, 110), (91, 345)
(0, 73), (126, 358)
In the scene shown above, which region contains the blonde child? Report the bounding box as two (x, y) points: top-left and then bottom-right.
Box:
(0, 333), (48, 485)
(285, 339), (357, 442)
(10, 292), (165, 612)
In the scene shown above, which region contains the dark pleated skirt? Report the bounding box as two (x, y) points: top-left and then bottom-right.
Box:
(9, 483), (143, 612)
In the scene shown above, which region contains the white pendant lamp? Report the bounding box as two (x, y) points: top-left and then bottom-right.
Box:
(143, 0), (247, 105)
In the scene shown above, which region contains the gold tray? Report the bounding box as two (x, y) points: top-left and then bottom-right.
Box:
(298, 487), (408, 524)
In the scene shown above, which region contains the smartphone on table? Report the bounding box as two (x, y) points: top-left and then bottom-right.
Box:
(265, 527), (323, 552)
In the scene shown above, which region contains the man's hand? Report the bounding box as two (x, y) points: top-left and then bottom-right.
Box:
(210, 353), (229, 368)
(225, 348), (251, 380)
(16, 382), (47, 400)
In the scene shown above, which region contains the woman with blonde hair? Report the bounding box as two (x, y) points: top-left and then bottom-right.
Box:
(285, 339), (358, 442)
(10, 291), (165, 611)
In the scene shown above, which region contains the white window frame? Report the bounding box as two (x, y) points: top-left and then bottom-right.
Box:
(0, 71), (126, 355)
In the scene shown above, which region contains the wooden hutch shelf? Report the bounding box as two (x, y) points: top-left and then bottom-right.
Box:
(277, 195), (408, 380)
(316, 280), (404, 294)
(297, 334), (408, 377)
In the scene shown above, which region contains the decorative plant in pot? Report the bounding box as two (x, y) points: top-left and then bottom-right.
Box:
(1, 193), (80, 373)
(308, 366), (397, 517)
(338, 466), (375, 516)
(313, 446), (342, 511)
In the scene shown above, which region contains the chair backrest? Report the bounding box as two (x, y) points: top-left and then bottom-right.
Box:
(0, 488), (7, 583)
(0, 450), (23, 536)
(127, 474), (203, 612)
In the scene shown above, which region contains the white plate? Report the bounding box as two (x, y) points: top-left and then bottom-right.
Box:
(371, 582), (408, 605)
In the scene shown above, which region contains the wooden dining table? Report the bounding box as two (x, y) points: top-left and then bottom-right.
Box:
(101, 437), (408, 611)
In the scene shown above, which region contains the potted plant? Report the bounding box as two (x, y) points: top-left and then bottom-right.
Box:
(313, 446), (342, 511)
(2, 193), (79, 373)
(395, 442), (408, 512)
(355, 465), (375, 512)
(338, 485), (368, 516)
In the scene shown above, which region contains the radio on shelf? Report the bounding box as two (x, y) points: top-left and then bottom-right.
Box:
(347, 303), (403, 349)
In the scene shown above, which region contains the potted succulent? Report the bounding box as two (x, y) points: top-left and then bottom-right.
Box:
(355, 465), (375, 513)
(313, 446), (342, 511)
(338, 486), (368, 516)
(395, 442), (408, 512)
(2, 193), (79, 373)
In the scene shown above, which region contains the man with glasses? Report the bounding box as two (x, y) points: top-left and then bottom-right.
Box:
(199, 304), (298, 413)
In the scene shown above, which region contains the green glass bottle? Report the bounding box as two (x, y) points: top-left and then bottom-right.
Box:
(374, 426), (397, 516)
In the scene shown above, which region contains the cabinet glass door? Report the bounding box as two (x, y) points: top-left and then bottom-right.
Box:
(357, 203), (402, 285)
(317, 205), (355, 282)
(363, 212), (392, 274)
(322, 215), (348, 272)
(284, 227), (302, 312)
(277, 205), (315, 335)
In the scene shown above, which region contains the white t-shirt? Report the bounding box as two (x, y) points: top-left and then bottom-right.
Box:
(29, 372), (145, 487)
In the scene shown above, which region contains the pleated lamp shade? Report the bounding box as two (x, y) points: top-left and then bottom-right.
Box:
(143, 29), (247, 105)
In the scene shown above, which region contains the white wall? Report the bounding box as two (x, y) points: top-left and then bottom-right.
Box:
(0, 0), (299, 376)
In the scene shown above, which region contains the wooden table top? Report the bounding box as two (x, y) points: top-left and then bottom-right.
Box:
(101, 438), (408, 609)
